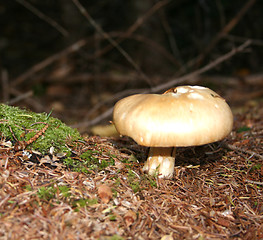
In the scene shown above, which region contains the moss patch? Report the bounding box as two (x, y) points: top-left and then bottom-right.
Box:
(0, 104), (81, 154)
(63, 150), (116, 173)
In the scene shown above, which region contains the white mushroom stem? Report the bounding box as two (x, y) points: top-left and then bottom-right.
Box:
(142, 147), (176, 178)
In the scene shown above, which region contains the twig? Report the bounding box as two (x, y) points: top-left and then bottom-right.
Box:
(222, 142), (263, 160)
(71, 0), (153, 87)
(14, 123), (49, 151)
(16, 0), (68, 37)
(151, 40), (251, 93)
(11, 31), (177, 88)
(225, 34), (263, 46)
(7, 90), (33, 105)
(71, 107), (114, 129)
(72, 40), (251, 128)
(94, 32), (181, 68)
(10, 0), (171, 88)
(11, 39), (88, 87)
(92, 0), (172, 61)
(195, 0), (256, 66)
(84, 40), (251, 124)
(8, 88), (45, 112)
(124, 0), (171, 37)
(158, 4), (183, 67)
(245, 179), (263, 186)
(82, 88), (149, 120)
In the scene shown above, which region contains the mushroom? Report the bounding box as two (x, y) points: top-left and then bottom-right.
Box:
(113, 86), (233, 178)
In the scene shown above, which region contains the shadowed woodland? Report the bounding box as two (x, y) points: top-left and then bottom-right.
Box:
(0, 0), (263, 239)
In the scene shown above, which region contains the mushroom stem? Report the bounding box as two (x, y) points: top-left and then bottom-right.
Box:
(142, 147), (176, 178)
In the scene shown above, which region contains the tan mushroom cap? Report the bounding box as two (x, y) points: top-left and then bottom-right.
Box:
(113, 86), (233, 147)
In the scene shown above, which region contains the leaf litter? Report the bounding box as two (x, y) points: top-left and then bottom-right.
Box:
(0, 100), (263, 240)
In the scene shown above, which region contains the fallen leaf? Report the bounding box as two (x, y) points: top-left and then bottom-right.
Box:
(124, 210), (137, 227)
(98, 184), (113, 203)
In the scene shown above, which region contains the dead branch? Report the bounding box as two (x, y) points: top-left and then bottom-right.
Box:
(1, 97), (263, 239)
(7, 90), (33, 105)
(11, 39), (88, 87)
(10, 31), (178, 90)
(245, 179), (263, 186)
(16, 0), (68, 37)
(72, 107), (114, 129)
(100, 33), (181, 68)
(72, 0), (152, 87)
(90, 0), (171, 61)
(72, 40), (251, 128)
(222, 142), (263, 160)
(10, 0), (173, 90)
(152, 40), (251, 93)
(8, 88), (45, 112)
(195, 0), (257, 66)
(225, 34), (263, 46)
(157, 3), (183, 67)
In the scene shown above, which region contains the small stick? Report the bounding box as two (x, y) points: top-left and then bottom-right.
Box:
(151, 40), (251, 93)
(8, 126), (19, 142)
(222, 142), (263, 160)
(11, 39), (88, 87)
(72, 0), (152, 87)
(245, 179), (263, 186)
(14, 123), (49, 151)
(26, 124), (49, 145)
(16, 0), (68, 36)
(195, 0), (256, 66)
(72, 41), (251, 128)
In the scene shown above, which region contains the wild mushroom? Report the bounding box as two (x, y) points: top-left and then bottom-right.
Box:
(113, 86), (233, 178)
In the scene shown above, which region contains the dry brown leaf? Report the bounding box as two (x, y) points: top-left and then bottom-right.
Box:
(124, 209), (137, 227)
(98, 184), (113, 204)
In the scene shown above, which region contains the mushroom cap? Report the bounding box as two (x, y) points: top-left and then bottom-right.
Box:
(113, 86), (233, 147)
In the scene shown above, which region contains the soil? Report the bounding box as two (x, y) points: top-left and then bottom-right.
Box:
(0, 85), (262, 240)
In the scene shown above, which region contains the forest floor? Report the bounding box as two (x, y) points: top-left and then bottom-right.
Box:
(0, 81), (263, 240)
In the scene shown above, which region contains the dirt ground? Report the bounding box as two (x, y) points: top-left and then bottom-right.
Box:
(0, 80), (263, 240)
(1, 1), (263, 239)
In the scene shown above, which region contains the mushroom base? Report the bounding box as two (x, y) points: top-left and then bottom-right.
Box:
(142, 147), (176, 178)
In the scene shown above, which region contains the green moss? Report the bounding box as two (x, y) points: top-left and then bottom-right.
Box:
(71, 198), (98, 211)
(72, 198), (88, 208)
(0, 104), (81, 154)
(63, 150), (115, 173)
(127, 170), (141, 193)
(58, 185), (71, 198)
(37, 186), (56, 201)
(86, 198), (98, 206)
(251, 164), (262, 171)
(127, 169), (157, 193)
(108, 235), (125, 240)
(63, 157), (91, 173)
(236, 126), (251, 133)
(27, 183), (98, 210)
(108, 214), (117, 221)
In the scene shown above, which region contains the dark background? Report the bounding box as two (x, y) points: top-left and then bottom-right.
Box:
(1, 0), (262, 131)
